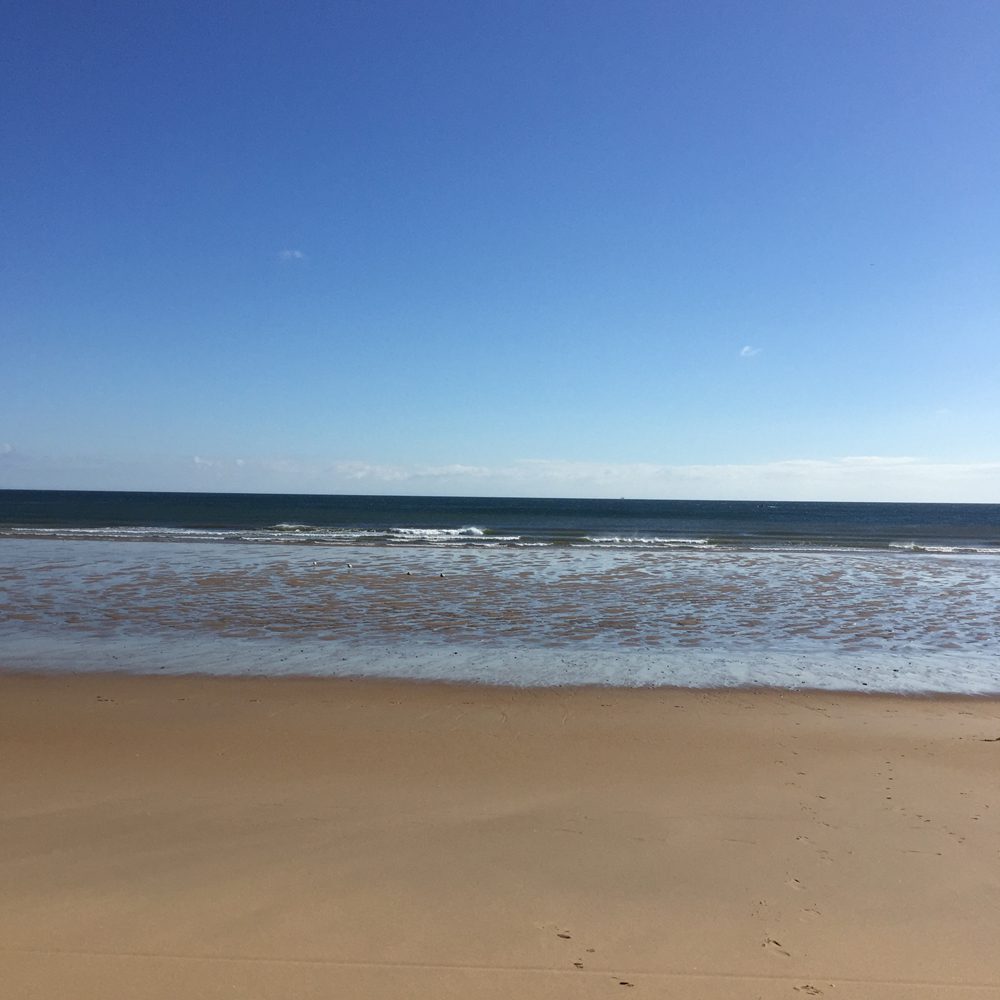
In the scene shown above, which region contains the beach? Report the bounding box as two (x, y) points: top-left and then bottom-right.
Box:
(7, 0), (1000, 988)
(3, 672), (999, 998)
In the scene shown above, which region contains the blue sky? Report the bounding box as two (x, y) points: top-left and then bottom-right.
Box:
(3, 1), (999, 500)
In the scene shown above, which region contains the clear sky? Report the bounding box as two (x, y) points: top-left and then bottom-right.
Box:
(3, 1), (999, 500)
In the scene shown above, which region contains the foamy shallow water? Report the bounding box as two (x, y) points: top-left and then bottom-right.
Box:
(2, 538), (999, 694)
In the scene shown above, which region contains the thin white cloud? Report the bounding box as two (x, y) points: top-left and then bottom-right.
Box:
(335, 461), (411, 483)
(0, 442), (14, 456)
(335, 461), (491, 482)
(739, 345), (762, 358)
(5, 452), (1000, 502)
(312, 456), (1000, 502)
(278, 249), (306, 261)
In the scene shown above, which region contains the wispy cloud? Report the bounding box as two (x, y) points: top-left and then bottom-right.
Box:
(316, 456), (1000, 502)
(278, 249), (306, 261)
(334, 461), (491, 483)
(0, 442), (14, 457)
(5, 451), (1000, 502)
(239, 455), (1000, 502)
(739, 345), (762, 358)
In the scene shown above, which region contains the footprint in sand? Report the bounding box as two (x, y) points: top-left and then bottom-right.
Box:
(794, 986), (823, 996)
(785, 878), (804, 891)
(763, 936), (791, 957)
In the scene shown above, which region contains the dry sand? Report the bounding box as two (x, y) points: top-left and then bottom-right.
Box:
(2, 672), (999, 999)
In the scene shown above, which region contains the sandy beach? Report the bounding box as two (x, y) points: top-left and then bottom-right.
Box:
(2, 672), (999, 998)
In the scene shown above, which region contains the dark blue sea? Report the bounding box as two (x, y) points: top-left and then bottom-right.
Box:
(2, 490), (999, 693)
(3, 490), (999, 552)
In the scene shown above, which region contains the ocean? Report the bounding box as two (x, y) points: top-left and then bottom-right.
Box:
(2, 490), (999, 693)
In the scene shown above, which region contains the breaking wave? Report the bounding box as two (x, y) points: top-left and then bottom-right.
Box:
(2, 525), (998, 554)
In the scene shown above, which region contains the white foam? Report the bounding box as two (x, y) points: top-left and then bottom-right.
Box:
(889, 542), (999, 555)
(7, 526), (240, 542)
(586, 535), (710, 547)
(389, 526), (486, 540)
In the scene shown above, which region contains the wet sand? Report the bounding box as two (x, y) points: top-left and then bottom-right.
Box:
(7, 538), (1000, 693)
(2, 672), (999, 998)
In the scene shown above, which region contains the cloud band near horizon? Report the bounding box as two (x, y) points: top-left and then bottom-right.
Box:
(2, 449), (998, 503)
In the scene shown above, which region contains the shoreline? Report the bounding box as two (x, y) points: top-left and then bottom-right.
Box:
(4, 664), (1000, 700)
(3, 670), (999, 998)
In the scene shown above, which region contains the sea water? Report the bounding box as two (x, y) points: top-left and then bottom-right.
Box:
(2, 491), (999, 693)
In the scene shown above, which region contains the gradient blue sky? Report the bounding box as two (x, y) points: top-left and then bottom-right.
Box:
(3, 1), (999, 500)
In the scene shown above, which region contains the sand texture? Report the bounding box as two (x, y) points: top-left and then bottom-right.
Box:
(2, 672), (999, 998)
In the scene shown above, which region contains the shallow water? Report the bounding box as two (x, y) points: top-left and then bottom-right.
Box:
(3, 538), (999, 693)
